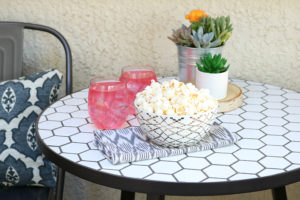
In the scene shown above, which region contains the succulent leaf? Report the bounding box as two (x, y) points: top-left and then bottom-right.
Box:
(168, 25), (194, 47)
(218, 30), (228, 40)
(190, 35), (201, 48)
(192, 30), (199, 42)
(209, 39), (221, 48)
(207, 32), (214, 42)
(192, 27), (217, 48)
(182, 24), (188, 29)
(220, 17), (225, 32)
(225, 16), (230, 27)
(197, 53), (230, 73)
(222, 64), (230, 72)
(197, 26), (204, 36)
(202, 34), (210, 45)
(222, 32), (232, 43)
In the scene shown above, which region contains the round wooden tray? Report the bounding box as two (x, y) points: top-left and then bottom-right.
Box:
(218, 83), (243, 113)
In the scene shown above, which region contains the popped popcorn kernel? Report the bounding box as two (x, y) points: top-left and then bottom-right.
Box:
(135, 79), (217, 116)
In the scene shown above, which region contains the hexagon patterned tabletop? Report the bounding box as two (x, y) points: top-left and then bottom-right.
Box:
(37, 78), (300, 183)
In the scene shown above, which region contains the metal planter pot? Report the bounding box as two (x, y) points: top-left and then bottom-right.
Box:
(177, 45), (223, 84)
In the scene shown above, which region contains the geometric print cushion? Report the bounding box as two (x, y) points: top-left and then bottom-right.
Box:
(0, 69), (62, 187)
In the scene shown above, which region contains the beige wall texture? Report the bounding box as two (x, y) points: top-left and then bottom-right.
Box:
(1, 0), (300, 200)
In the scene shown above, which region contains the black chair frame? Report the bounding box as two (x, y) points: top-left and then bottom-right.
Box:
(0, 22), (73, 200)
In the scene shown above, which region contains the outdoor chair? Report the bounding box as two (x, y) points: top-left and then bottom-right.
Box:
(0, 22), (72, 200)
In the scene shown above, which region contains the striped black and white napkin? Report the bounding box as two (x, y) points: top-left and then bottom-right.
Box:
(94, 123), (239, 165)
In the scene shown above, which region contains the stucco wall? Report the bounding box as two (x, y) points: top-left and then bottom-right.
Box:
(1, 0), (299, 92)
(1, 0), (300, 200)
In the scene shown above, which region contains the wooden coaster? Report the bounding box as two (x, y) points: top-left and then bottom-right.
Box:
(218, 83), (243, 113)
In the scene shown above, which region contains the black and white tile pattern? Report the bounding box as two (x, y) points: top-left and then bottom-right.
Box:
(37, 78), (300, 182)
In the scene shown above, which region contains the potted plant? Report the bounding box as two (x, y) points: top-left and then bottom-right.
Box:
(168, 10), (233, 84)
(196, 53), (230, 100)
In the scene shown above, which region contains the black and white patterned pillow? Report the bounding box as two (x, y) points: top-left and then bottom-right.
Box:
(0, 69), (62, 187)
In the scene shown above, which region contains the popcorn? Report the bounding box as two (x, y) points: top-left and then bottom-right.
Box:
(135, 79), (217, 116)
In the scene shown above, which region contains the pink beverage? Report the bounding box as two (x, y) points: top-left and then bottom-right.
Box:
(119, 66), (157, 114)
(88, 78), (129, 129)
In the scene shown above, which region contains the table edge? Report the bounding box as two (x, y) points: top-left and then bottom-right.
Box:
(35, 92), (300, 196)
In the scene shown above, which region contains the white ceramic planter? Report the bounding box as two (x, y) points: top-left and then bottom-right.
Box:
(196, 70), (228, 100)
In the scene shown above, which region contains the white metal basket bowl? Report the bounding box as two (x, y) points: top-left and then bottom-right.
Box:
(134, 102), (218, 148)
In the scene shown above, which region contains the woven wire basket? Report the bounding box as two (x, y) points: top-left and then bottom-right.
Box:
(135, 103), (218, 148)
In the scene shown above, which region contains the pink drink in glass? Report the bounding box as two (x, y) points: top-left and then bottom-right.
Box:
(119, 66), (157, 114)
(88, 78), (129, 129)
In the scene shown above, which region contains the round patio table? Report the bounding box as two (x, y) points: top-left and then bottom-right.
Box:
(36, 78), (300, 200)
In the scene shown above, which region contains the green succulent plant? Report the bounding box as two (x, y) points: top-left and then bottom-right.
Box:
(168, 24), (193, 47)
(191, 16), (233, 46)
(190, 27), (221, 48)
(196, 53), (230, 73)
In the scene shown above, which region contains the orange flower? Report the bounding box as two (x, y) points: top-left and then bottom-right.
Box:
(185, 10), (208, 23)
